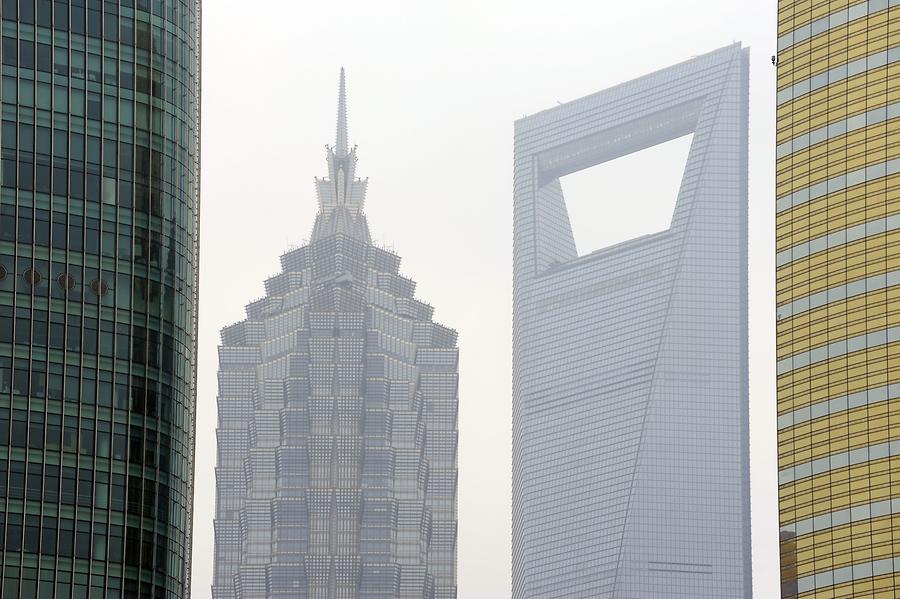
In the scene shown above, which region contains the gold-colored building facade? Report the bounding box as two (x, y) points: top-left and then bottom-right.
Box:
(777, 1), (900, 596)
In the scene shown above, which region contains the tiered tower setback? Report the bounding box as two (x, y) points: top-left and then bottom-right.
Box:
(212, 71), (458, 599)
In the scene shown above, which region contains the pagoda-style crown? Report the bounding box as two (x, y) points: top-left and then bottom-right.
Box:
(311, 68), (371, 243)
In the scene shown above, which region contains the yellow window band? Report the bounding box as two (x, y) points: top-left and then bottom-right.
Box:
(777, 45), (900, 105)
(776, 213), (900, 267)
(781, 496), (900, 536)
(779, 438), (900, 484)
(777, 381), (900, 429)
(777, 325), (900, 374)
(794, 555), (900, 593)
(777, 269), (900, 320)
(777, 0), (893, 51)
(777, 157), (900, 212)
(777, 101), (900, 159)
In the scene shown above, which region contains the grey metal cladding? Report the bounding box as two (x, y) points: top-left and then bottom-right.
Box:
(512, 44), (751, 599)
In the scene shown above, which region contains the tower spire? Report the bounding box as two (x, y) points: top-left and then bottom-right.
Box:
(336, 67), (348, 158)
(311, 68), (370, 243)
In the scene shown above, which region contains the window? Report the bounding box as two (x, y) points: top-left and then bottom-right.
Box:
(53, 45), (68, 76)
(1, 37), (17, 66)
(0, 205), (13, 241)
(19, 39), (34, 69)
(46, 415), (61, 451)
(28, 412), (44, 450)
(35, 210), (50, 245)
(36, 43), (51, 71)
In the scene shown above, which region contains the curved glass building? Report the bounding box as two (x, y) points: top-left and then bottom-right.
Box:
(776, 1), (900, 596)
(0, 1), (200, 598)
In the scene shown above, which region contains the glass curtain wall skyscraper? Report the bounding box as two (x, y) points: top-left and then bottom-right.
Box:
(512, 45), (751, 598)
(776, 1), (900, 596)
(0, 1), (200, 598)
(212, 71), (458, 599)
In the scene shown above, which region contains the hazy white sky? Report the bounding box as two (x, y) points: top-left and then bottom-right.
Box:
(195, 1), (777, 597)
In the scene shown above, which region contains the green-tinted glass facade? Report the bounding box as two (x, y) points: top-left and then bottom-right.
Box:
(0, 0), (200, 598)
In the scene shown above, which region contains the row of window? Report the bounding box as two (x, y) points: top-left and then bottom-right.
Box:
(777, 100), (900, 159)
(2, 80), (193, 132)
(1, 407), (184, 468)
(1, 163), (189, 217)
(3, 308), (179, 358)
(2, 122), (191, 182)
(1, 0), (197, 44)
(0, 366), (191, 437)
(0, 263), (109, 295)
(1, 460), (181, 521)
(2, 450), (189, 503)
(3, 526), (169, 579)
(1, 135), (192, 197)
(777, 157), (900, 213)
(2, 362), (190, 440)
(777, 0), (899, 51)
(1, 199), (192, 254)
(776, 43), (900, 106)
(778, 437), (900, 485)
(1, 286), (192, 360)
(777, 324), (900, 375)
(1, 210), (190, 276)
(2, 573), (173, 599)
(778, 381), (899, 431)
(2, 270), (194, 335)
(1, 514), (179, 580)
(2, 37), (185, 102)
(1, 324), (191, 387)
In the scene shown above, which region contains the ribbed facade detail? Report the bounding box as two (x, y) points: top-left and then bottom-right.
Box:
(212, 71), (458, 599)
(776, 1), (900, 596)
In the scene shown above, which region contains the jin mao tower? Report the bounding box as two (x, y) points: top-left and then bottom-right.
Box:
(212, 71), (458, 599)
